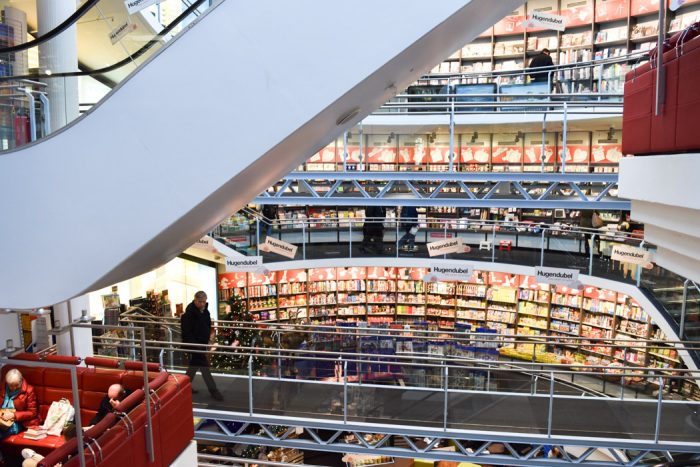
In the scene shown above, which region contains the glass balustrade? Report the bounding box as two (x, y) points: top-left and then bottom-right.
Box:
(0, 0), (214, 152)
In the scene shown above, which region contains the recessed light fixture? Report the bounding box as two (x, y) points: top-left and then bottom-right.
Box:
(336, 108), (361, 126)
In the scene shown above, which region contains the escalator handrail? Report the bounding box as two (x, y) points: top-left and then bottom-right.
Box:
(0, 0), (208, 82)
(0, 0), (99, 55)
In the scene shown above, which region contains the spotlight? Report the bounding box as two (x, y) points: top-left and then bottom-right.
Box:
(470, 131), (478, 143)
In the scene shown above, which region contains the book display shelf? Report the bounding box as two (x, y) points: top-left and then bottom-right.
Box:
(301, 130), (623, 174)
(422, 0), (700, 91)
(218, 266), (681, 369)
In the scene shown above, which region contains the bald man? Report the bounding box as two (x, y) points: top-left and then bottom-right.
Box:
(89, 384), (131, 425)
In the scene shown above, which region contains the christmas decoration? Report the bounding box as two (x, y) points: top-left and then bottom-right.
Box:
(211, 295), (264, 371)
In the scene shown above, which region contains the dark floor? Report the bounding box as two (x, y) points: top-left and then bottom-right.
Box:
(189, 370), (700, 443)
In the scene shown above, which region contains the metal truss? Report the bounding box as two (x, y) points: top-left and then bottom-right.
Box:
(194, 411), (697, 467)
(255, 172), (628, 209)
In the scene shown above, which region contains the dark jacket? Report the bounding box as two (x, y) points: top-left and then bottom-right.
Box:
(181, 302), (212, 366)
(261, 205), (276, 225)
(579, 210), (593, 229)
(400, 206), (418, 232)
(528, 52), (554, 82)
(364, 206), (386, 236)
(89, 389), (132, 425)
(0, 379), (39, 428)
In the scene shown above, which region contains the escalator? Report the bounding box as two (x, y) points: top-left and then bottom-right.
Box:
(0, 0), (523, 308)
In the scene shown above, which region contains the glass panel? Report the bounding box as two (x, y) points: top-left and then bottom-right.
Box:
(0, 0), (214, 152)
(253, 379), (344, 420)
(551, 397), (659, 440)
(347, 385), (444, 428)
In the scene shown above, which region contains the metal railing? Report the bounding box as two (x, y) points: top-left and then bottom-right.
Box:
(1, 321), (157, 467)
(217, 215), (646, 273)
(91, 332), (700, 445)
(211, 213), (700, 342)
(0, 0), (216, 153)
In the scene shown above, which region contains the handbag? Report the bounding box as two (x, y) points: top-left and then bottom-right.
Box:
(42, 399), (75, 436)
(0, 409), (15, 430)
(592, 213), (604, 228)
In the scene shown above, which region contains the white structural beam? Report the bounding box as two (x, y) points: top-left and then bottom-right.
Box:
(619, 155), (700, 283)
(0, 0), (522, 308)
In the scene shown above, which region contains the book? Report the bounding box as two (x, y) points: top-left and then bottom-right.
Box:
(24, 428), (47, 440)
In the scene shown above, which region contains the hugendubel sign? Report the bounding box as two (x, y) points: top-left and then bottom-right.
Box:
(124, 0), (160, 15)
(611, 244), (652, 265)
(262, 237), (298, 259)
(427, 237), (463, 257)
(534, 266), (579, 286)
(225, 256), (263, 272)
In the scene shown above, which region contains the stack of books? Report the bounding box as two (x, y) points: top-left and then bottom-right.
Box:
(23, 428), (47, 441)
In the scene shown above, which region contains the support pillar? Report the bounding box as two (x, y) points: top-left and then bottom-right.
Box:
(54, 295), (93, 359)
(37, 0), (79, 133)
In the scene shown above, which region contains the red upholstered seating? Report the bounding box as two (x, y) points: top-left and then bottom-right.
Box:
(1, 357), (194, 467)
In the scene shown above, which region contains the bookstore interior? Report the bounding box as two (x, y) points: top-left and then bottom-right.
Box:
(5, 0), (700, 465)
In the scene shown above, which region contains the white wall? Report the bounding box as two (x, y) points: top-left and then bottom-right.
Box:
(0, 314), (22, 352)
(0, 0), (521, 309)
(87, 256), (218, 320)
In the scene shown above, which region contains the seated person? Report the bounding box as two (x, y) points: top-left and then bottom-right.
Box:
(89, 384), (131, 426)
(0, 369), (39, 438)
(21, 423), (76, 467)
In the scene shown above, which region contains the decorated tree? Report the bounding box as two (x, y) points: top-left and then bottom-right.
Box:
(211, 295), (263, 371)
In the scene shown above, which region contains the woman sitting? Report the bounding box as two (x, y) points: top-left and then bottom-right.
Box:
(0, 369), (40, 437)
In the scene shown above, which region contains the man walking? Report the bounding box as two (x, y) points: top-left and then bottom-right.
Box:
(181, 291), (223, 400)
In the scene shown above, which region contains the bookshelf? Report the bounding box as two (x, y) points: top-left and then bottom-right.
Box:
(217, 266), (692, 397)
(419, 0), (700, 92)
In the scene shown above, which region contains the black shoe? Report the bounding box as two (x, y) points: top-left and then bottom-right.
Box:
(211, 390), (224, 401)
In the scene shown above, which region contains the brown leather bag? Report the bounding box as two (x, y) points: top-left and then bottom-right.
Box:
(0, 409), (15, 430)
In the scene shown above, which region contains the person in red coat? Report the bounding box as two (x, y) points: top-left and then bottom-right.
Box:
(0, 369), (40, 437)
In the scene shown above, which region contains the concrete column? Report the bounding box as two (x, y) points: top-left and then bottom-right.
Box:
(54, 295), (93, 359)
(37, 0), (79, 133)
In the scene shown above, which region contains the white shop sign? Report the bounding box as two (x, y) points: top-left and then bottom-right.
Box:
(262, 237), (298, 259)
(427, 237), (463, 257)
(191, 235), (214, 251)
(523, 11), (566, 31)
(124, 0), (160, 15)
(534, 266), (579, 286)
(109, 20), (137, 45)
(225, 256), (263, 272)
(611, 244), (652, 265)
(425, 262), (473, 282)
